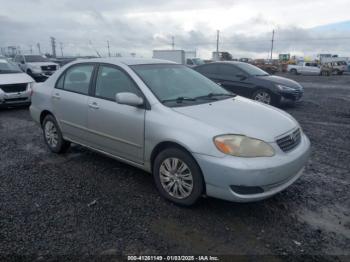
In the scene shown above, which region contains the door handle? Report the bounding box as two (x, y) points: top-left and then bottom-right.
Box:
(52, 93), (61, 99)
(88, 102), (99, 109)
(216, 82), (222, 86)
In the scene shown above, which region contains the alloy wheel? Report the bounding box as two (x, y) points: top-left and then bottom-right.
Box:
(159, 158), (193, 199)
(254, 91), (271, 104)
(44, 121), (59, 148)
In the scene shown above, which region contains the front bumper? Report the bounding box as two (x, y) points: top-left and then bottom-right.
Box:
(279, 89), (303, 101)
(194, 133), (311, 202)
(0, 90), (31, 107)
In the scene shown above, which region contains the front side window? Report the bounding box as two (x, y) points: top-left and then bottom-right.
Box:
(235, 63), (269, 76)
(218, 64), (242, 76)
(95, 65), (140, 100)
(63, 64), (94, 95)
(132, 64), (231, 107)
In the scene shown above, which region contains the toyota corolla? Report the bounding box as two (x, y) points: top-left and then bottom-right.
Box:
(30, 58), (311, 206)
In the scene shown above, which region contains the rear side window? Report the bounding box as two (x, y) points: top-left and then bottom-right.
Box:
(63, 64), (94, 95)
(95, 65), (140, 100)
(195, 64), (219, 74)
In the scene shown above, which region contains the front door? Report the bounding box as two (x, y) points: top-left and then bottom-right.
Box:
(217, 64), (253, 97)
(87, 65), (145, 164)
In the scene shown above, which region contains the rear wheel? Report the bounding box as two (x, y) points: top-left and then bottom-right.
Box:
(290, 69), (298, 75)
(42, 115), (70, 153)
(153, 148), (204, 206)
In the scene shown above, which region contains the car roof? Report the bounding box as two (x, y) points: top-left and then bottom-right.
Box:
(196, 61), (248, 67)
(72, 57), (176, 66)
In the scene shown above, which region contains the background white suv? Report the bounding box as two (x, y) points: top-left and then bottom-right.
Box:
(14, 55), (59, 79)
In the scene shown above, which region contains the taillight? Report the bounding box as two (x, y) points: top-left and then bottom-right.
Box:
(28, 82), (35, 97)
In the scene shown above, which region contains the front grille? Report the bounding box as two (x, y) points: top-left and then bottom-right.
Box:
(276, 128), (301, 152)
(41, 65), (57, 71)
(5, 97), (28, 102)
(0, 83), (27, 93)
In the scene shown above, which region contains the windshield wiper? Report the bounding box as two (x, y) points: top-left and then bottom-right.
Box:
(161, 96), (197, 104)
(194, 92), (236, 100)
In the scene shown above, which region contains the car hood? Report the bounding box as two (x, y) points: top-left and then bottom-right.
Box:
(172, 96), (298, 142)
(256, 75), (302, 89)
(27, 62), (58, 67)
(0, 73), (34, 85)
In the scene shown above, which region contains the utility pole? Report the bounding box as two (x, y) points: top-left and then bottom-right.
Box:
(50, 37), (56, 58)
(270, 30), (275, 60)
(29, 45), (33, 54)
(107, 40), (111, 57)
(216, 30), (220, 61)
(60, 42), (63, 57)
(171, 36), (175, 50)
(37, 43), (41, 54)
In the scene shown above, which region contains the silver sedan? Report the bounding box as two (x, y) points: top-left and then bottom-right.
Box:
(30, 58), (310, 206)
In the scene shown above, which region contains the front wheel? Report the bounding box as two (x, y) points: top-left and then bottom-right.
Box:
(252, 89), (278, 106)
(153, 148), (204, 206)
(42, 115), (70, 153)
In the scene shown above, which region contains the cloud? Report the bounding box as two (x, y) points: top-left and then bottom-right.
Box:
(0, 0), (349, 58)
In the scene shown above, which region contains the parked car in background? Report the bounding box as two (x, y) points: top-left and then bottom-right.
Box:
(194, 61), (303, 106)
(0, 58), (34, 107)
(14, 54), (59, 79)
(329, 61), (347, 75)
(287, 62), (321, 75)
(30, 58), (310, 206)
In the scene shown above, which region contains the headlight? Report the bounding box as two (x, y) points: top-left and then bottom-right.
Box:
(276, 84), (295, 91)
(214, 135), (275, 157)
(32, 65), (42, 71)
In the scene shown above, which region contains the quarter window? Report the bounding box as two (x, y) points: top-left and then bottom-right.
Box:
(63, 64), (94, 95)
(95, 65), (139, 100)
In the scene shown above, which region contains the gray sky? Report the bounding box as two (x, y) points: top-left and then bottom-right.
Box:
(1, 0), (350, 59)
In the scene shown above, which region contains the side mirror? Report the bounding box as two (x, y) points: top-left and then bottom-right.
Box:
(20, 61), (25, 64)
(115, 92), (144, 107)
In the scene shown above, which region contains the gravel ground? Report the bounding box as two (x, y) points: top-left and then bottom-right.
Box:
(0, 74), (349, 261)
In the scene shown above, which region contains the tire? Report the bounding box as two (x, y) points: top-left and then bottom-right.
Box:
(290, 69), (298, 75)
(42, 115), (70, 153)
(252, 89), (279, 106)
(153, 148), (204, 206)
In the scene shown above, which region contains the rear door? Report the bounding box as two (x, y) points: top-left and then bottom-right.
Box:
(51, 63), (95, 144)
(87, 64), (145, 164)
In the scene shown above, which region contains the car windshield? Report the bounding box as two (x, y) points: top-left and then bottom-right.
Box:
(131, 64), (233, 107)
(25, 55), (50, 62)
(0, 59), (22, 74)
(235, 63), (269, 76)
